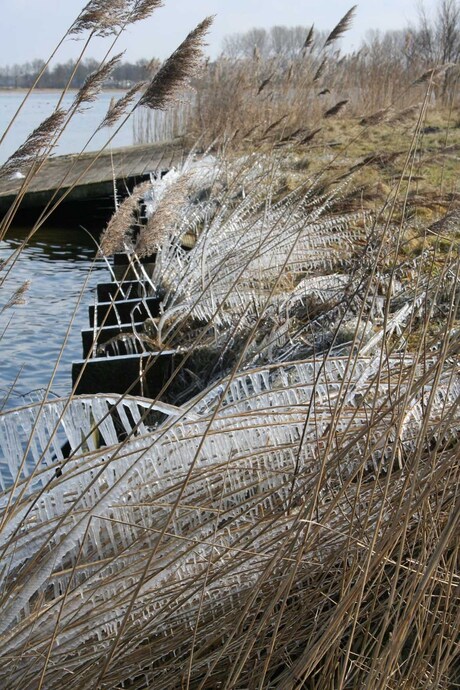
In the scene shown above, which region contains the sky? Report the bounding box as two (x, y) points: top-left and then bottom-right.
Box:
(0, 0), (440, 66)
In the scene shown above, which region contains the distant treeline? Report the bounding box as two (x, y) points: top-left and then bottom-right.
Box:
(1, 0), (459, 93)
(0, 58), (160, 89)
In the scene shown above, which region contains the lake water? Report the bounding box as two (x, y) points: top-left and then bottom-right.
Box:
(0, 91), (140, 409)
(0, 226), (109, 410)
(0, 90), (134, 163)
(0, 91), (169, 410)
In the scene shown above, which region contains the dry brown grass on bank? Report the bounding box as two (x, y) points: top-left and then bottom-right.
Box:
(271, 107), (460, 215)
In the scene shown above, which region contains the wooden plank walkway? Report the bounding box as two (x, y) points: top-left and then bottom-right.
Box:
(0, 140), (185, 215)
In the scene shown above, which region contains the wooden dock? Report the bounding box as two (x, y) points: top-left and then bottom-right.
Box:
(0, 140), (185, 227)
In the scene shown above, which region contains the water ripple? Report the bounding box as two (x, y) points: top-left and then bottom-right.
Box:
(0, 226), (108, 409)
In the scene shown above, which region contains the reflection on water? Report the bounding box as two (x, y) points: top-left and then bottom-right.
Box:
(0, 226), (108, 410)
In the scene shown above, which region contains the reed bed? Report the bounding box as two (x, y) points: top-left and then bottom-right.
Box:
(0, 3), (459, 689)
(133, 21), (460, 150)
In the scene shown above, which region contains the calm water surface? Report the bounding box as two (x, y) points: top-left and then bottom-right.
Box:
(0, 227), (108, 410)
(0, 91), (155, 409)
(0, 91), (137, 409)
(0, 90), (133, 163)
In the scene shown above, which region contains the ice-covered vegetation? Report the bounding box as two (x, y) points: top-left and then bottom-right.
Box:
(1, 146), (459, 687)
(0, 1), (459, 689)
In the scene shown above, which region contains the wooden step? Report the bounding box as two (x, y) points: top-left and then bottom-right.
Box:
(96, 280), (155, 302)
(72, 350), (180, 397)
(88, 296), (161, 327)
(81, 321), (146, 358)
(113, 253), (156, 265)
(112, 253), (156, 281)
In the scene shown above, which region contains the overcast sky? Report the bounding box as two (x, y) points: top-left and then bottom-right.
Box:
(0, 0), (439, 66)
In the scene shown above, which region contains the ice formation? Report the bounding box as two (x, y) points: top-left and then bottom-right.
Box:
(1, 155), (458, 688)
(0, 350), (458, 688)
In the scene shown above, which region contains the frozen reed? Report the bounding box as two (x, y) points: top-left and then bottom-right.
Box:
(0, 3), (459, 689)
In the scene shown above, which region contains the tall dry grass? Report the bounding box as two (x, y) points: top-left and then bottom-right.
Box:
(134, 17), (460, 150)
(0, 3), (459, 690)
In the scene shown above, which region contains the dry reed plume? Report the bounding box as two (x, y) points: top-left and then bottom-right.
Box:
(99, 81), (147, 129)
(138, 16), (213, 110)
(74, 52), (125, 108)
(323, 98), (349, 118)
(303, 24), (315, 51)
(323, 5), (357, 47)
(0, 109), (67, 180)
(129, 0), (164, 23)
(1, 280), (31, 313)
(70, 0), (131, 36)
(135, 177), (191, 256)
(99, 181), (152, 255)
